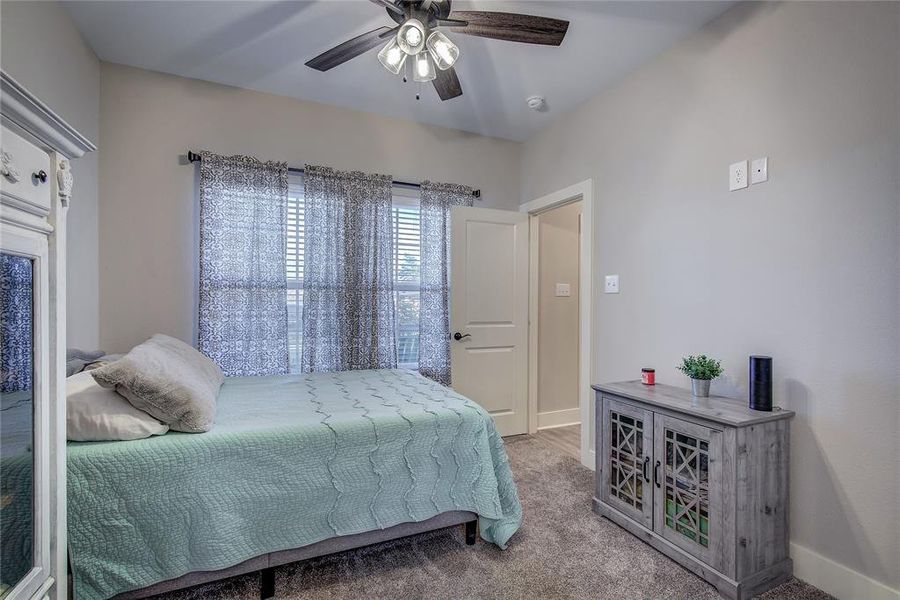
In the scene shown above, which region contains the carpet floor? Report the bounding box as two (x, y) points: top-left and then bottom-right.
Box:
(156, 435), (831, 600)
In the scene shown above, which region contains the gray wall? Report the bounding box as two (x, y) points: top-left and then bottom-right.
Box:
(98, 63), (522, 352)
(537, 201), (581, 419)
(1, 0), (101, 350)
(521, 1), (899, 589)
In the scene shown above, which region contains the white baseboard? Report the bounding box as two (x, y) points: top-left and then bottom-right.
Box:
(583, 447), (595, 471)
(537, 408), (581, 430)
(791, 542), (899, 600)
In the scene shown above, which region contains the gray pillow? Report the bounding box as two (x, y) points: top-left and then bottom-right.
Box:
(91, 334), (224, 433)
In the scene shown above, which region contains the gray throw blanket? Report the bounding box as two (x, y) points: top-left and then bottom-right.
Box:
(66, 349), (105, 376)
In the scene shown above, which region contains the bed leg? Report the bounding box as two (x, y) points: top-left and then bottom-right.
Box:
(465, 520), (477, 545)
(260, 567), (275, 599)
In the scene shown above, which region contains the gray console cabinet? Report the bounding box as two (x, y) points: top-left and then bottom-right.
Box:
(592, 381), (794, 600)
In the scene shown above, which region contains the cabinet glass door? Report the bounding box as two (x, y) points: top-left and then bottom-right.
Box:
(0, 252), (35, 598)
(601, 397), (654, 529)
(653, 414), (724, 570)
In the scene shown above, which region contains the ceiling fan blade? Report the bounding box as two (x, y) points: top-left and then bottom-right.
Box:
(437, 18), (467, 27)
(433, 67), (462, 101)
(369, 0), (405, 16)
(445, 11), (569, 46)
(305, 26), (399, 71)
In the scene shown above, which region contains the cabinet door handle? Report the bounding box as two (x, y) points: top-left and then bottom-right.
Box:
(654, 460), (661, 488)
(642, 456), (650, 483)
(33, 169), (47, 183)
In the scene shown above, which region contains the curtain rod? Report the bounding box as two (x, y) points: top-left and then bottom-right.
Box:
(185, 151), (481, 198)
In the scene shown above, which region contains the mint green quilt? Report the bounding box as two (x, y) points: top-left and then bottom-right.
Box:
(67, 369), (522, 600)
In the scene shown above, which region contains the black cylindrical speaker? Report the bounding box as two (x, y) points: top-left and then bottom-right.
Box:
(749, 356), (773, 411)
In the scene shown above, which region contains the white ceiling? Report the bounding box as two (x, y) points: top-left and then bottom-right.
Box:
(64, 0), (733, 141)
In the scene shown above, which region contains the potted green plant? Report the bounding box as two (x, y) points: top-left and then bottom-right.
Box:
(677, 354), (723, 398)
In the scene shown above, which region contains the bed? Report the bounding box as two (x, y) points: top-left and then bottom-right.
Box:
(1, 389), (34, 593)
(67, 369), (522, 600)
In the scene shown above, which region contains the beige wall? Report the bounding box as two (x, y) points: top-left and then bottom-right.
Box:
(521, 1), (900, 591)
(1, 0), (101, 349)
(98, 63), (522, 352)
(537, 201), (581, 419)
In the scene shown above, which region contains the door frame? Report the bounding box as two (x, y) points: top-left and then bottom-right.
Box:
(520, 178), (594, 469)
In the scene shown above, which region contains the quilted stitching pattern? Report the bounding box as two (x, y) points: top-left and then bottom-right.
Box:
(68, 369), (522, 600)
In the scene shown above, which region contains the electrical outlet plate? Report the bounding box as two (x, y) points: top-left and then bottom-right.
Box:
(751, 157), (768, 184)
(555, 283), (571, 297)
(729, 161), (748, 191)
(604, 275), (619, 294)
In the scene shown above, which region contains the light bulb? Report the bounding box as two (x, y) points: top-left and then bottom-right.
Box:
(377, 38), (407, 75)
(404, 27), (422, 47)
(426, 30), (459, 70)
(397, 18), (426, 55)
(412, 51), (436, 82)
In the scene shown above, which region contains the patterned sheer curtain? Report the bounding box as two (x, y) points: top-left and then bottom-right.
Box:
(0, 254), (33, 392)
(418, 181), (474, 386)
(198, 151), (289, 376)
(301, 165), (397, 372)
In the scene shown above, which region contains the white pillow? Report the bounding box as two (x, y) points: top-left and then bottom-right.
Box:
(67, 370), (169, 441)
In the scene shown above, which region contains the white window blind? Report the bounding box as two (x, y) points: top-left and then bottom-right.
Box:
(393, 202), (421, 368)
(285, 180), (421, 372)
(286, 186), (305, 371)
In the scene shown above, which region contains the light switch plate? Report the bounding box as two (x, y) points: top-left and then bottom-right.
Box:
(555, 283), (571, 297)
(604, 275), (619, 294)
(751, 157), (768, 184)
(729, 160), (748, 191)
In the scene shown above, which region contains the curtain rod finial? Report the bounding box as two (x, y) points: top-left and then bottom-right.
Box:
(187, 151), (201, 163)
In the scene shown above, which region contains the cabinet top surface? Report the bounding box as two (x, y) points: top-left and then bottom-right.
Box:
(593, 381), (794, 427)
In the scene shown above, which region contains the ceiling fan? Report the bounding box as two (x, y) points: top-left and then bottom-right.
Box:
(305, 0), (569, 101)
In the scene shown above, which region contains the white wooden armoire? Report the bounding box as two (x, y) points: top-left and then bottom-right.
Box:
(1, 72), (96, 600)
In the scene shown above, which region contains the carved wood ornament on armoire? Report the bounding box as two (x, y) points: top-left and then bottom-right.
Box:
(1, 71), (96, 600)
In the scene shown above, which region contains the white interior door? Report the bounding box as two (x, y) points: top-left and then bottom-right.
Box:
(450, 206), (529, 436)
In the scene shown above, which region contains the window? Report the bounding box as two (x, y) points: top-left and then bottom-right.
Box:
(393, 196), (421, 369)
(286, 180), (305, 371)
(285, 178), (421, 372)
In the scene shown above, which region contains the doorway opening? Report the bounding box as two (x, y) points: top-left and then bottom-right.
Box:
(522, 179), (594, 469)
(531, 201), (582, 459)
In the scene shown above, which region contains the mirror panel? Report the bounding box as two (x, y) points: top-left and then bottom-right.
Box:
(0, 252), (35, 597)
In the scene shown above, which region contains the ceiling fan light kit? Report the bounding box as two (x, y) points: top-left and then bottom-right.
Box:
(377, 38), (407, 74)
(413, 51), (437, 82)
(397, 18), (427, 54)
(305, 0), (570, 102)
(426, 30), (459, 70)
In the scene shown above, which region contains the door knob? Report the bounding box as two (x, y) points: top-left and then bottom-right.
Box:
(453, 332), (471, 341)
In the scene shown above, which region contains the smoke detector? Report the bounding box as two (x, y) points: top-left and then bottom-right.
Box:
(526, 96), (547, 112)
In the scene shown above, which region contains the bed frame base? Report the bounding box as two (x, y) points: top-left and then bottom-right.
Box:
(260, 568), (275, 600)
(465, 520), (477, 545)
(109, 511), (478, 600)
